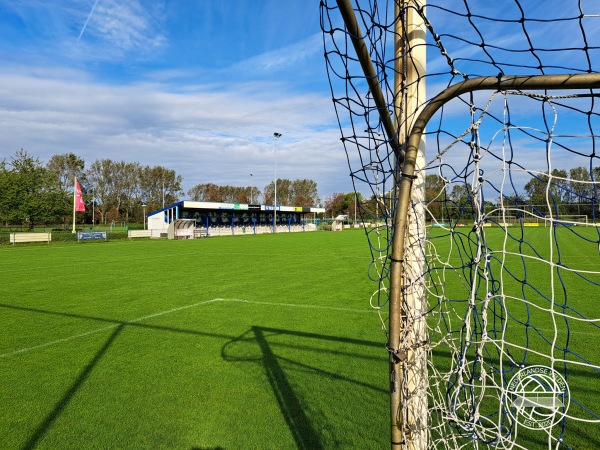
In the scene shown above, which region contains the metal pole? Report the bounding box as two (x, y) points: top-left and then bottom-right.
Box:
(273, 132), (282, 233)
(336, 0), (403, 163)
(333, 3), (600, 449)
(72, 176), (77, 234)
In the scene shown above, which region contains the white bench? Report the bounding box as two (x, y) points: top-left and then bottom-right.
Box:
(10, 232), (51, 245)
(128, 230), (152, 238)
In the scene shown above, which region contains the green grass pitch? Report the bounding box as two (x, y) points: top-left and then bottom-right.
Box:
(1, 227), (598, 449)
(426, 224), (600, 448)
(0, 231), (387, 449)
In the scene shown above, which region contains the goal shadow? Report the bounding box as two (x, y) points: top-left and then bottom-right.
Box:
(221, 325), (385, 449)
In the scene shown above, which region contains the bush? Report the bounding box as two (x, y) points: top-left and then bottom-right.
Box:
(51, 232), (78, 243)
(107, 232), (129, 241)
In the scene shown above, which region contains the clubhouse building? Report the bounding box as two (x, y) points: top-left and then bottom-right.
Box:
(147, 200), (325, 238)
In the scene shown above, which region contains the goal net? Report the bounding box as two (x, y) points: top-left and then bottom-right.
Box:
(321, 1), (600, 449)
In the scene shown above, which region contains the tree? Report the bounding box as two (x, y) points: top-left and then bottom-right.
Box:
(569, 166), (592, 203)
(86, 159), (114, 224)
(0, 159), (14, 226)
(47, 153), (85, 191)
(291, 179), (320, 206)
(425, 174), (447, 220)
(324, 192), (347, 218)
(188, 183), (236, 202)
(263, 178), (319, 206)
(448, 184), (472, 221)
(2, 149), (68, 229)
(86, 161), (183, 224)
(148, 166), (183, 210)
(263, 178), (292, 205)
(524, 169), (569, 215)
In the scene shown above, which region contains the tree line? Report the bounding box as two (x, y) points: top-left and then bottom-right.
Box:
(323, 166), (600, 224)
(0, 150), (321, 229)
(426, 167), (600, 221)
(187, 178), (319, 207)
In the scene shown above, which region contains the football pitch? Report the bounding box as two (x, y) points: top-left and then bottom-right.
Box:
(1, 227), (599, 449)
(0, 231), (388, 450)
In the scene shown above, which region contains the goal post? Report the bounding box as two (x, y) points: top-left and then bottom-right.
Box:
(544, 215), (589, 227)
(322, 1), (600, 449)
(390, 72), (600, 449)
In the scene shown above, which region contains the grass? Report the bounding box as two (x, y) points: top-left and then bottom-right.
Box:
(426, 224), (600, 449)
(0, 231), (388, 450)
(2, 226), (599, 449)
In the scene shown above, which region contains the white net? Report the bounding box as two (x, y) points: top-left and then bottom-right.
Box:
(321, 1), (600, 448)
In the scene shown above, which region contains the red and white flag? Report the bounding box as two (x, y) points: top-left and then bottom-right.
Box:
(75, 179), (86, 212)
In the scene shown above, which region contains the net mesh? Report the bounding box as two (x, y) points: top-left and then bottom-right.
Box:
(321, 1), (600, 448)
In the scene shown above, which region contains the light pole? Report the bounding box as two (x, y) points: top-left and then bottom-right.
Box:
(365, 163), (380, 220)
(250, 173), (254, 204)
(273, 132), (282, 233)
(142, 203), (147, 230)
(364, 129), (390, 217)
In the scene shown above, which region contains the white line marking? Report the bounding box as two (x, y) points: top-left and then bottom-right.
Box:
(218, 298), (375, 314)
(0, 298), (224, 358)
(0, 298), (373, 358)
(1, 324), (118, 359)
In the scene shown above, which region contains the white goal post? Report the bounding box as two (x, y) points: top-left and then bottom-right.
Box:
(544, 215), (589, 226)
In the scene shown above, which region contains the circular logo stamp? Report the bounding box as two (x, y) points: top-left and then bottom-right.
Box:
(505, 365), (570, 430)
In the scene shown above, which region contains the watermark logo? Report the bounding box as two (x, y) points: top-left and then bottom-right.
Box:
(505, 365), (570, 430)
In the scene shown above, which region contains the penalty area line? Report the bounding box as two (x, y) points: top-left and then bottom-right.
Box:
(0, 298), (225, 359)
(218, 298), (376, 314)
(0, 298), (373, 358)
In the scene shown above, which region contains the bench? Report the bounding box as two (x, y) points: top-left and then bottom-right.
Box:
(128, 230), (152, 238)
(10, 232), (51, 245)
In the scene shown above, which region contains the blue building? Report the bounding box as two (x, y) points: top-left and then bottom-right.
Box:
(147, 200), (324, 238)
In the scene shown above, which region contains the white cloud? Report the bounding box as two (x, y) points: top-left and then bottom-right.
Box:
(74, 0), (167, 58)
(0, 66), (350, 200)
(234, 33), (324, 75)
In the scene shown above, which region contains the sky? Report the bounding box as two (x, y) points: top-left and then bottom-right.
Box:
(2, 1), (599, 208)
(0, 0), (350, 203)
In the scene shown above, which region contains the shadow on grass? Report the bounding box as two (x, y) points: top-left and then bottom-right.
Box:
(0, 303), (237, 449)
(21, 324), (124, 450)
(253, 326), (322, 450)
(4, 301), (599, 449)
(3, 303), (384, 449)
(222, 326), (385, 450)
(190, 447), (226, 450)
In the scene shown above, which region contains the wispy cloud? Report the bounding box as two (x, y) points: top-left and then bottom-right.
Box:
(234, 33), (324, 75)
(75, 0), (167, 56)
(0, 2), (353, 199)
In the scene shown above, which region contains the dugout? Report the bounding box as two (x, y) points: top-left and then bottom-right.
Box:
(147, 200), (325, 237)
(332, 215), (349, 231)
(167, 219), (196, 240)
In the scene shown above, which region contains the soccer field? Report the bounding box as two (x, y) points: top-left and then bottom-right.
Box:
(0, 232), (388, 450)
(2, 227), (599, 449)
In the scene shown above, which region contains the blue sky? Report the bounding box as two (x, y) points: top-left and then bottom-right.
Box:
(0, 1), (349, 202)
(3, 0), (599, 206)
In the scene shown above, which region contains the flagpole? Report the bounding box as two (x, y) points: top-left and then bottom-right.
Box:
(72, 176), (77, 233)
